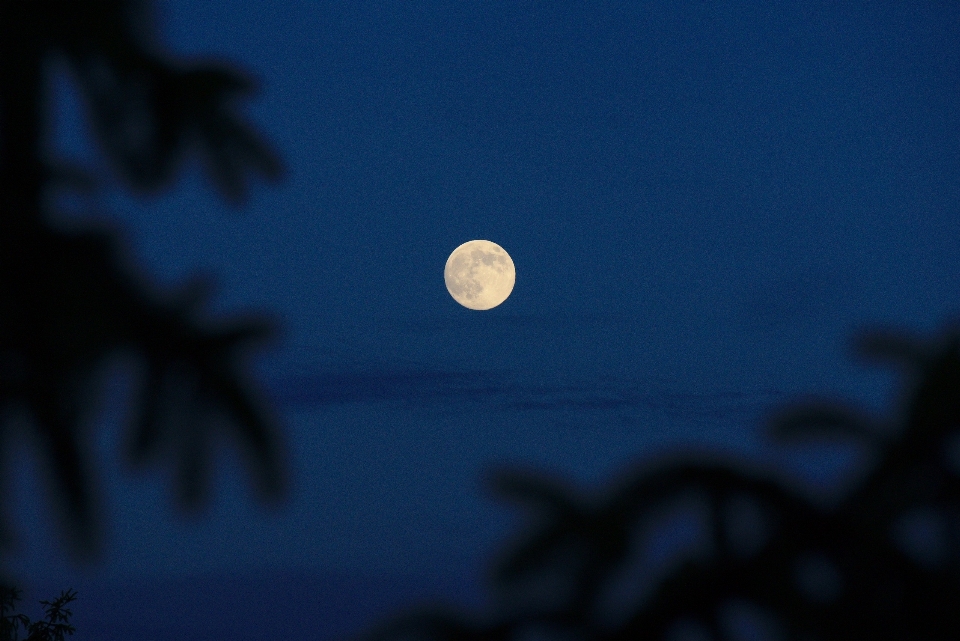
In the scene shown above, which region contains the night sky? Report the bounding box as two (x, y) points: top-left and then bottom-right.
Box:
(4, 1), (960, 640)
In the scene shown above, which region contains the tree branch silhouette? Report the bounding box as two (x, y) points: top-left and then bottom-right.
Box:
(364, 321), (960, 641)
(0, 0), (288, 574)
(1, 584), (77, 641)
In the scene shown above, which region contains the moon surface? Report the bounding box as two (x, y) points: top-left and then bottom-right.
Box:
(444, 240), (516, 310)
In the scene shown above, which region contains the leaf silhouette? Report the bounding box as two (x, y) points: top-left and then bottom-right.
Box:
(371, 323), (960, 640)
(34, 0), (286, 202)
(129, 311), (286, 513)
(487, 467), (624, 597)
(0, 0), (289, 574)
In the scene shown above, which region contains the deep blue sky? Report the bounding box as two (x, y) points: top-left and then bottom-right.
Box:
(4, 1), (960, 639)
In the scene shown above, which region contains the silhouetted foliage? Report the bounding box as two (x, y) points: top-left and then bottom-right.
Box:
(1, 586), (75, 641)
(0, 0), (288, 578)
(364, 322), (960, 641)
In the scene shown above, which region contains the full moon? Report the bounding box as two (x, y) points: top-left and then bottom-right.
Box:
(444, 240), (516, 310)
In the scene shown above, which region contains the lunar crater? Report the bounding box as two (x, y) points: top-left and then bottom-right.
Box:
(444, 240), (515, 310)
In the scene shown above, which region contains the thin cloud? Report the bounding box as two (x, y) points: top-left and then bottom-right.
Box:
(264, 369), (496, 405)
(264, 367), (788, 424)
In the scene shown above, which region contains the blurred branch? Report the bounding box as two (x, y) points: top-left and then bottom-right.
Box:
(368, 323), (960, 641)
(0, 0), (289, 575)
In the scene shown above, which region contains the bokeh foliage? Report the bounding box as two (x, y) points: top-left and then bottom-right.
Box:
(0, 0), (288, 575)
(1, 585), (76, 641)
(3, 2), (958, 639)
(364, 323), (960, 640)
